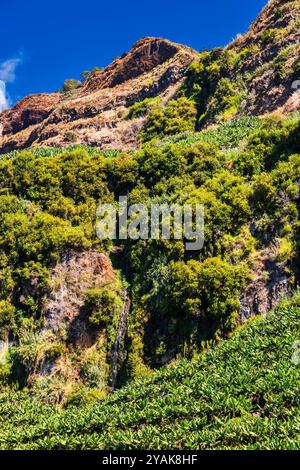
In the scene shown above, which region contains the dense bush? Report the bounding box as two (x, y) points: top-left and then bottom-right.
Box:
(126, 97), (162, 120)
(0, 105), (298, 403)
(62, 79), (82, 92)
(164, 257), (249, 322)
(141, 97), (197, 141)
(84, 288), (122, 328)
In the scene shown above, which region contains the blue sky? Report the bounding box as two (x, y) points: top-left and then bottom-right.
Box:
(0, 0), (267, 106)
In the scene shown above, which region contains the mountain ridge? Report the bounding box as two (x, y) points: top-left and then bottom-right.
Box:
(0, 37), (197, 153)
(0, 0), (299, 153)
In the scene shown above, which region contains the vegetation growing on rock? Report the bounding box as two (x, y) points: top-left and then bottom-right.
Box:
(0, 297), (299, 449)
(0, 110), (298, 400)
(0, 0), (299, 450)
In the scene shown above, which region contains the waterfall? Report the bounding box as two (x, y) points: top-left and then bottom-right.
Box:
(0, 335), (9, 365)
(108, 288), (130, 391)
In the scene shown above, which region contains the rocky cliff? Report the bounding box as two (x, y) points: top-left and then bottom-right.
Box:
(227, 0), (300, 116)
(0, 0), (299, 154)
(0, 38), (197, 153)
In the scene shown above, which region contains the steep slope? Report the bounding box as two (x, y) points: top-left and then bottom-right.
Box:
(0, 38), (197, 153)
(228, 0), (300, 116)
(0, 111), (299, 402)
(0, 0), (299, 153)
(0, 0), (299, 429)
(181, 0), (300, 127)
(0, 300), (299, 450)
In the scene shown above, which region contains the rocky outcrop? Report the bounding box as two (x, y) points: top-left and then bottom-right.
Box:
(43, 249), (115, 335)
(0, 1), (298, 153)
(227, 0), (300, 116)
(28, 250), (118, 391)
(0, 93), (60, 137)
(239, 248), (290, 321)
(108, 288), (130, 391)
(0, 38), (197, 153)
(83, 37), (181, 91)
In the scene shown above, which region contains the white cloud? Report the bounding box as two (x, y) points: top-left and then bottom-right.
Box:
(0, 56), (22, 113)
(0, 80), (8, 112)
(0, 58), (21, 83)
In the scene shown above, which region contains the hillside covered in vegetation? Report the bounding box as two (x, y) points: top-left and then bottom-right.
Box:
(0, 298), (299, 449)
(0, 110), (299, 404)
(0, 0), (299, 451)
(0, 0), (299, 153)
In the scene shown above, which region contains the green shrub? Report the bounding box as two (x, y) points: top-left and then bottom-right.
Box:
(168, 257), (250, 322)
(81, 67), (103, 83)
(106, 153), (139, 193)
(137, 144), (187, 187)
(261, 28), (285, 45)
(126, 97), (162, 120)
(62, 79), (82, 92)
(207, 77), (245, 120)
(141, 97), (197, 141)
(0, 301), (15, 339)
(84, 288), (121, 328)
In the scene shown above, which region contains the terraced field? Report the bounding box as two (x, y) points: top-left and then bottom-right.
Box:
(1, 300), (299, 450)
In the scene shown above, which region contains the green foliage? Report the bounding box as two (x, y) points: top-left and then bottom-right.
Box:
(84, 288), (121, 328)
(243, 117), (300, 175)
(0, 97), (299, 427)
(62, 79), (82, 92)
(181, 48), (245, 125)
(1, 211), (90, 263)
(0, 302), (299, 449)
(0, 3), (299, 445)
(168, 257), (249, 321)
(179, 23), (291, 129)
(1, 145), (121, 161)
(273, 44), (300, 80)
(126, 97), (162, 120)
(261, 28), (285, 45)
(137, 144), (187, 186)
(81, 67), (103, 83)
(0, 149), (110, 208)
(141, 97), (197, 141)
(207, 77), (245, 120)
(183, 141), (222, 185)
(156, 116), (262, 150)
(106, 153), (139, 193)
(0, 301), (15, 338)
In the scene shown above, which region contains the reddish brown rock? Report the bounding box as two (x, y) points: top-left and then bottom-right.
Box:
(226, 0), (300, 116)
(0, 37), (197, 153)
(0, 93), (60, 136)
(0, 0), (299, 154)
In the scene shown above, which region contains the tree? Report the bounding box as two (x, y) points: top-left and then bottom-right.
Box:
(81, 67), (103, 83)
(84, 288), (121, 328)
(62, 79), (82, 92)
(141, 97), (197, 141)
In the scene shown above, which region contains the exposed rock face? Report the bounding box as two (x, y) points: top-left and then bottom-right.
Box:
(227, 0), (300, 116)
(239, 248), (290, 321)
(0, 38), (197, 153)
(83, 37), (180, 90)
(43, 249), (115, 335)
(0, 94), (60, 136)
(31, 250), (117, 388)
(0, 1), (298, 153)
